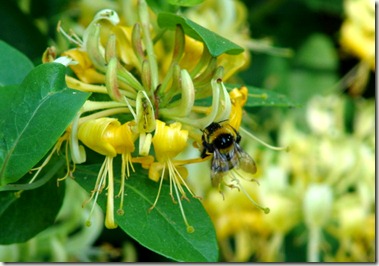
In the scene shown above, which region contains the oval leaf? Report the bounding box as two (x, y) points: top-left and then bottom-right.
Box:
(226, 84), (300, 108)
(157, 12), (244, 56)
(74, 164), (219, 262)
(0, 40), (34, 86)
(0, 63), (90, 186)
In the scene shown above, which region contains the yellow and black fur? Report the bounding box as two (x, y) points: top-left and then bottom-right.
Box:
(201, 122), (257, 186)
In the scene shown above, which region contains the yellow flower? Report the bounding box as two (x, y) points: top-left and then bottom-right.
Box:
(228, 86), (248, 130)
(148, 120), (204, 233)
(152, 120), (188, 162)
(340, 0), (375, 70)
(78, 118), (152, 229)
(178, 36), (204, 72)
(62, 49), (106, 84)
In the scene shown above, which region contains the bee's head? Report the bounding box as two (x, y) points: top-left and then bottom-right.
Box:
(204, 122), (222, 134)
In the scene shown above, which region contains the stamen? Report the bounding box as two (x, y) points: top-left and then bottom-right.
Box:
(85, 158), (108, 226)
(57, 21), (83, 46)
(57, 137), (75, 184)
(149, 165), (166, 212)
(168, 166), (177, 204)
(169, 161), (196, 199)
(29, 144), (59, 184)
(231, 173), (270, 214)
(239, 127), (289, 151)
(171, 172), (195, 233)
(118, 153), (136, 215)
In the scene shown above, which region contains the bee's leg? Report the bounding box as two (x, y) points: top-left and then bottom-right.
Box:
(225, 182), (240, 191)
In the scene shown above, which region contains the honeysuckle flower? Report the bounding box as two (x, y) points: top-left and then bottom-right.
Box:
(203, 184), (269, 262)
(61, 49), (105, 84)
(78, 117), (152, 228)
(228, 86), (248, 130)
(46, 1), (292, 249)
(148, 120), (205, 233)
(339, 0), (374, 95)
(201, 90), (374, 262)
(328, 194), (375, 262)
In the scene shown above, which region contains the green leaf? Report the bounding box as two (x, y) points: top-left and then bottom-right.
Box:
(146, 0), (178, 13)
(167, 0), (204, 6)
(74, 164), (219, 262)
(0, 63), (90, 186)
(226, 84), (299, 108)
(0, 158), (66, 244)
(0, 40), (34, 86)
(157, 12), (244, 56)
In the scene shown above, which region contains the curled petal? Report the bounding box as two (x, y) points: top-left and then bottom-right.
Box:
(62, 49), (105, 84)
(78, 118), (119, 157)
(229, 86), (248, 130)
(152, 120), (188, 161)
(78, 118), (137, 157)
(148, 162), (164, 182)
(108, 121), (138, 154)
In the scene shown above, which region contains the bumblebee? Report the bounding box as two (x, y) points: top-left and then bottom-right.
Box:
(201, 122), (257, 186)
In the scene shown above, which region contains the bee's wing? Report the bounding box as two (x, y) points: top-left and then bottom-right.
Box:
(210, 149), (231, 187)
(234, 143), (257, 178)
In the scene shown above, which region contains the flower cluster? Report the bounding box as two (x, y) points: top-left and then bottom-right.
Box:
(41, 0), (269, 233)
(204, 94), (375, 262)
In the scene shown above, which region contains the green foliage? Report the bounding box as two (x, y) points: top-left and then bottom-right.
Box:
(0, 0), (372, 262)
(157, 13), (244, 56)
(167, 0), (204, 7)
(0, 63), (89, 186)
(75, 164), (219, 262)
(0, 160), (66, 244)
(0, 41), (34, 86)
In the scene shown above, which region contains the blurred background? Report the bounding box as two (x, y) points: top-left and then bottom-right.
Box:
(0, 0), (375, 262)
